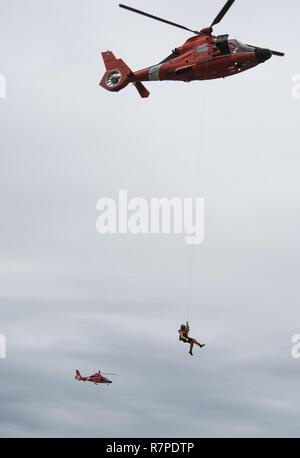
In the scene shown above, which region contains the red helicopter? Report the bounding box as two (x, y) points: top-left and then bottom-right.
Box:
(100, 0), (284, 98)
(75, 370), (115, 386)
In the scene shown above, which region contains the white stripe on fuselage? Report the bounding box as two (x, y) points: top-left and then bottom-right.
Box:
(148, 65), (162, 81)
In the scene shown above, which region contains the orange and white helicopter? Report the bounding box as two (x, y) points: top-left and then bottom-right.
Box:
(75, 370), (116, 386)
(100, 1), (284, 98)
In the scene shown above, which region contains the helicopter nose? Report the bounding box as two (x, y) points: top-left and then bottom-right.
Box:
(255, 48), (272, 62)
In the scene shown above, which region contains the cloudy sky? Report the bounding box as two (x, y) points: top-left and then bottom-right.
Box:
(0, 0), (299, 438)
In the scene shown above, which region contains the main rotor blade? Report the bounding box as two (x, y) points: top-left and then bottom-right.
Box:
(119, 4), (200, 35)
(211, 0), (235, 28)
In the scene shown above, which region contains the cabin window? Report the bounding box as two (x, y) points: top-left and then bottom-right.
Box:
(195, 45), (209, 54)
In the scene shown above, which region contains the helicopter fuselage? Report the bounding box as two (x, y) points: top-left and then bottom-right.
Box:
(132, 34), (270, 83)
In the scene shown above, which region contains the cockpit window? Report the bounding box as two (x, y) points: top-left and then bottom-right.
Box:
(229, 40), (254, 53)
(239, 43), (255, 52)
(229, 40), (240, 53)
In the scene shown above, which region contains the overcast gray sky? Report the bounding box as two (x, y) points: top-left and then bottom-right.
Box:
(0, 0), (300, 438)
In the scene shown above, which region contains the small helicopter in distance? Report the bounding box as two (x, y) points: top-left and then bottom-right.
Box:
(75, 370), (116, 386)
(100, 0), (284, 98)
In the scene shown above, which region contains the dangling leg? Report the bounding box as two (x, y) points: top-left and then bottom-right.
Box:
(191, 338), (205, 350)
(188, 339), (194, 356)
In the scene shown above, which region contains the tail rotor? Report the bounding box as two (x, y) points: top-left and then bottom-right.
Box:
(100, 51), (150, 98)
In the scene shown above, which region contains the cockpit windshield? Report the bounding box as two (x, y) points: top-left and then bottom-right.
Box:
(229, 40), (255, 54)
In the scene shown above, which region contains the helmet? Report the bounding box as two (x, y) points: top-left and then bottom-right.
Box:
(180, 324), (186, 330)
